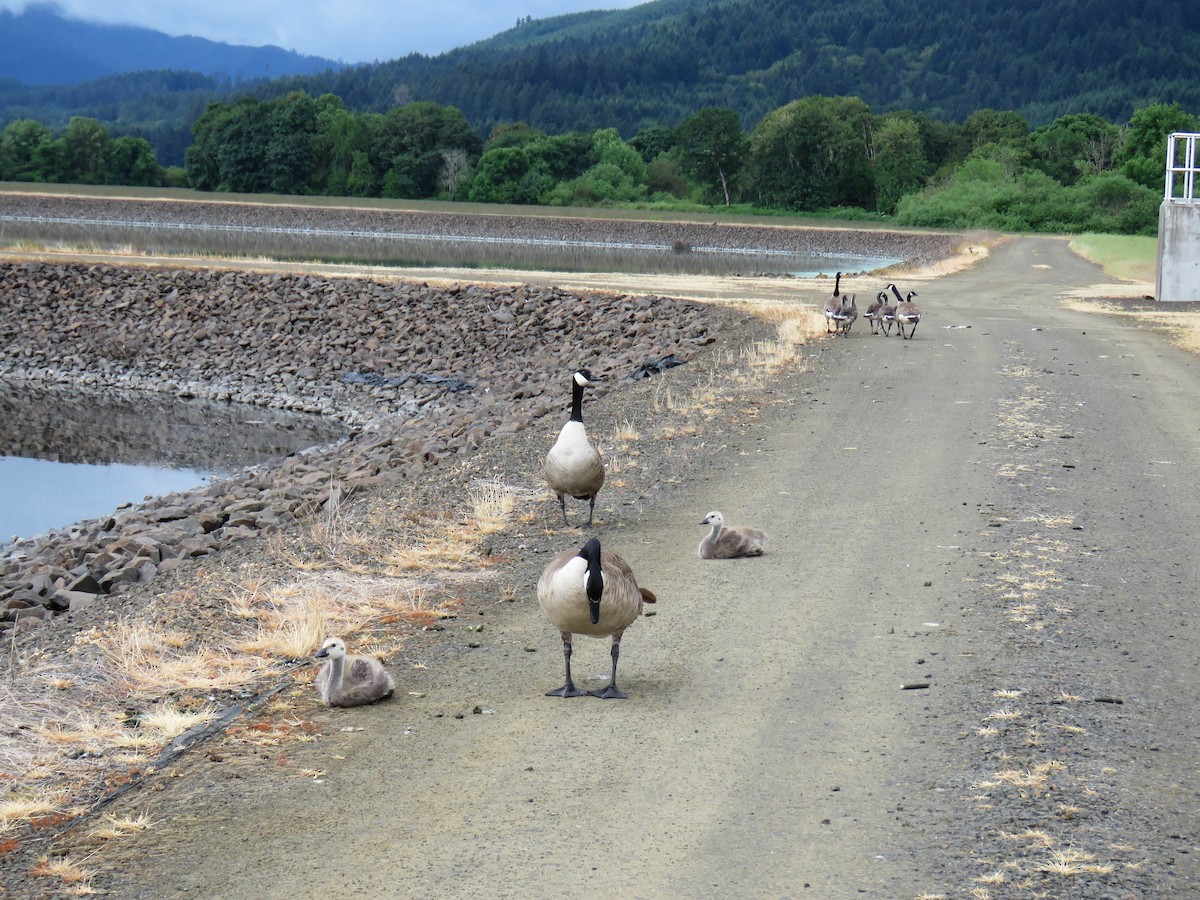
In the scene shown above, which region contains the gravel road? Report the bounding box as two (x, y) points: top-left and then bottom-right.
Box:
(11, 235), (1199, 899)
(4, 230), (1195, 900)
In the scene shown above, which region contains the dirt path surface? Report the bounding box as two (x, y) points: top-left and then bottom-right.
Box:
(17, 237), (1200, 898)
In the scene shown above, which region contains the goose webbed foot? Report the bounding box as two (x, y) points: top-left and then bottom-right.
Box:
(546, 684), (586, 698)
(587, 684), (628, 700)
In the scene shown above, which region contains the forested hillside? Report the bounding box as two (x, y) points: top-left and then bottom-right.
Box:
(266, 0), (1200, 134)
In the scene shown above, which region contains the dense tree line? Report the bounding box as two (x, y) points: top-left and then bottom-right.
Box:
(0, 116), (168, 187)
(2, 90), (1194, 236)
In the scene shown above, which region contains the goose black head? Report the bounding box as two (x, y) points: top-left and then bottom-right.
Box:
(573, 369), (601, 386)
(578, 537), (605, 624)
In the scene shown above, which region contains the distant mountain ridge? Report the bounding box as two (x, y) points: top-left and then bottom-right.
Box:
(0, 3), (344, 85)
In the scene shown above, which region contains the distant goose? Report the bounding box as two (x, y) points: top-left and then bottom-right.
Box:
(823, 271), (844, 333)
(894, 290), (921, 339)
(698, 510), (768, 559)
(536, 537), (656, 699)
(544, 370), (605, 527)
(314, 637), (395, 708)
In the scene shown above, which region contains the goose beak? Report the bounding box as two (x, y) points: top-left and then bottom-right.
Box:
(699, 517), (709, 525)
(314, 647), (329, 659)
(588, 597), (601, 625)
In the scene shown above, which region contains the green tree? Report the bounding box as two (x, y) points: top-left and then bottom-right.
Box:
(962, 108), (1030, 151)
(0, 119), (53, 181)
(61, 117), (111, 184)
(466, 146), (532, 203)
(1117, 102), (1198, 190)
(746, 96), (874, 211)
(372, 102), (481, 199)
(310, 94), (372, 196)
(630, 124), (677, 163)
(873, 116), (927, 214)
(675, 108), (746, 206)
(1030, 113), (1120, 185)
(106, 135), (162, 186)
(264, 91), (318, 195)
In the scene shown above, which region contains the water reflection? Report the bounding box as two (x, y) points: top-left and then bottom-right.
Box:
(1, 215), (903, 277)
(0, 381), (345, 540)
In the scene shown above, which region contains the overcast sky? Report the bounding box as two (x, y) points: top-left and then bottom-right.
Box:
(2, 0), (648, 64)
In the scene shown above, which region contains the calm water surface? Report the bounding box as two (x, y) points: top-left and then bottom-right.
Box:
(0, 382), (344, 542)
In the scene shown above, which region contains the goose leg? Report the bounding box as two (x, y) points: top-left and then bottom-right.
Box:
(546, 638), (585, 697)
(587, 641), (628, 699)
(585, 495), (596, 528)
(558, 494), (570, 527)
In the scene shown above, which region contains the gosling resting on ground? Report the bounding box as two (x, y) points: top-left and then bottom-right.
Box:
(698, 510), (768, 559)
(314, 637), (395, 708)
(536, 537), (656, 699)
(544, 370), (605, 527)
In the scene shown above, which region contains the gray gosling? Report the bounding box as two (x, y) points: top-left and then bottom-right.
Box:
(314, 637), (395, 708)
(698, 510), (768, 559)
(536, 537), (656, 699)
(544, 369), (606, 527)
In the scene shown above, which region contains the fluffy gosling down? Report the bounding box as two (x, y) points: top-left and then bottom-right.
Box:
(544, 369), (606, 527)
(698, 511), (768, 559)
(314, 637), (395, 708)
(536, 537), (656, 699)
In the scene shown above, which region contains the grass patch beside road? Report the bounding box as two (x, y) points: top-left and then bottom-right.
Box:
(1068, 233), (1156, 283)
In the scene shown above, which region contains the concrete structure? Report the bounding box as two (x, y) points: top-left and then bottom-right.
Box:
(1156, 133), (1200, 302)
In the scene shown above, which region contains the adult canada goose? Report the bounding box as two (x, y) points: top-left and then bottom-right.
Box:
(536, 537), (656, 699)
(823, 272), (844, 333)
(878, 292), (898, 336)
(865, 292), (885, 334)
(895, 290), (921, 339)
(314, 637), (395, 708)
(544, 370), (605, 527)
(698, 510), (768, 559)
(833, 294), (858, 336)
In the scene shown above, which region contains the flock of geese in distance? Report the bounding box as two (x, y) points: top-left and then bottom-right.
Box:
(824, 273), (922, 339)
(315, 273), (924, 703)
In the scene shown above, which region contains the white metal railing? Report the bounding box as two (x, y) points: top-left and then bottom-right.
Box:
(1165, 132), (1200, 203)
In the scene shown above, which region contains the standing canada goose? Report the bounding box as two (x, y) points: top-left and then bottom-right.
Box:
(536, 537), (656, 699)
(698, 510), (768, 559)
(544, 370), (605, 527)
(823, 271), (844, 333)
(895, 290), (921, 339)
(878, 291), (898, 336)
(314, 637), (395, 707)
(833, 294), (858, 336)
(865, 292), (885, 334)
